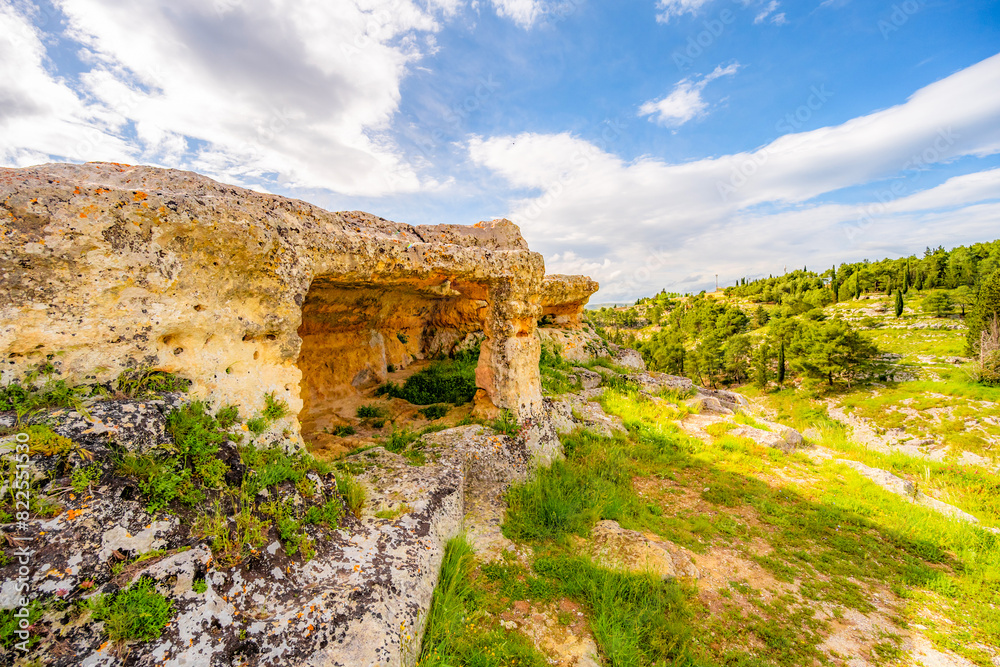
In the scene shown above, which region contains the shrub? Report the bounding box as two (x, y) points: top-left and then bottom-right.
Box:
(246, 416), (269, 435)
(419, 404), (450, 420)
(376, 355), (478, 406)
(384, 428), (420, 454)
(215, 404), (240, 429)
(91, 577), (174, 643)
(356, 404), (390, 419)
(332, 425), (356, 437)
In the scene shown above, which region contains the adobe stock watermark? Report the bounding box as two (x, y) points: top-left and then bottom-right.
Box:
(672, 8), (736, 72)
(845, 127), (958, 242)
(878, 0), (925, 40)
(716, 84), (834, 202)
(7, 430), (36, 654)
(520, 118), (627, 221)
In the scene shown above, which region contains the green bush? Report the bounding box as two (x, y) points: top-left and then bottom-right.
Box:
(419, 404), (449, 420)
(376, 354), (478, 406)
(92, 577), (174, 643)
(356, 404), (390, 419)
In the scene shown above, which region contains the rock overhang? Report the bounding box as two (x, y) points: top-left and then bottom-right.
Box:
(0, 162), (596, 440)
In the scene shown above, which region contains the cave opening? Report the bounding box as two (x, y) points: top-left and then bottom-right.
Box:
(295, 276), (490, 454)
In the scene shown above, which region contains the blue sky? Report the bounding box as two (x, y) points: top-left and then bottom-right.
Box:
(2, 0), (999, 298)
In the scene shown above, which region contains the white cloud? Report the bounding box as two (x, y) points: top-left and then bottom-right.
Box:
(0, 0), (471, 196)
(638, 63), (740, 126)
(655, 0), (712, 24)
(471, 53), (1000, 298)
(490, 0), (543, 27)
(753, 0), (784, 24)
(0, 3), (135, 167)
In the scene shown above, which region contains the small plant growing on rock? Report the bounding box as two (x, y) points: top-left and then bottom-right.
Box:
(215, 404), (240, 429)
(245, 415), (269, 435)
(115, 368), (190, 399)
(262, 393), (289, 420)
(192, 577), (208, 594)
(335, 469), (366, 519)
(71, 464), (102, 493)
(490, 410), (520, 437)
(91, 577), (174, 643)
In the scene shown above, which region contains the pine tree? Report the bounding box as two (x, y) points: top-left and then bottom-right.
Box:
(894, 289), (904, 318)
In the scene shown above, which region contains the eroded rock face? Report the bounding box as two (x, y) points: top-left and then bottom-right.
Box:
(0, 163), (552, 436)
(539, 275), (599, 328)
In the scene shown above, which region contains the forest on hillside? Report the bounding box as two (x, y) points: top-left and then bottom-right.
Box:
(587, 240), (1000, 391)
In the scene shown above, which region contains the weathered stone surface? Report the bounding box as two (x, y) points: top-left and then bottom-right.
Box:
(587, 520), (699, 580)
(608, 344), (645, 371)
(570, 367), (603, 390)
(539, 275), (599, 328)
(0, 411), (547, 667)
(628, 372), (693, 394)
(537, 327), (607, 364)
(688, 395), (734, 415)
(731, 425), (794, 453)
(545, 395), (626, 438)
(0, 163), (552, 439)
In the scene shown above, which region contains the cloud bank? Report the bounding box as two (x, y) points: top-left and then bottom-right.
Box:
(471, 54), (1000, 298)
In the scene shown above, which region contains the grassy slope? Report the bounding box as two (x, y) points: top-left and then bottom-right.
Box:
(419, 290), (999, 666)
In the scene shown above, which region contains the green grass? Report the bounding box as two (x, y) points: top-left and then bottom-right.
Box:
(335, 469), (366, 519)
(262, 392), (290, 420)
(490, 410), (520, 437)
(418, 536), (548, 667)
(498, 385), (1000, 665)
(115, 368), (191, 399)
(91, 577), (174, 643)
(533, 553), (702, 667)
(356, 404), (390, 419)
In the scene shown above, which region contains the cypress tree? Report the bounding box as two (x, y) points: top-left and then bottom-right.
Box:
(968, 270), (1000, 356)
(894, 290), (904, 318)
(777, 341), (786, 385)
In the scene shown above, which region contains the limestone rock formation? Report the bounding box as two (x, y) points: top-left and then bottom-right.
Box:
(539, 275), (599, 328)
(0, 163), (552, 440)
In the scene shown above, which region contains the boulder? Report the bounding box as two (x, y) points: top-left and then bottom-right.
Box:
(730, 425), (794, 454)
(570, 367), (603, 390)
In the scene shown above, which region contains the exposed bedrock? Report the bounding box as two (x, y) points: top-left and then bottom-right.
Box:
(0, 163), (579, 437)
